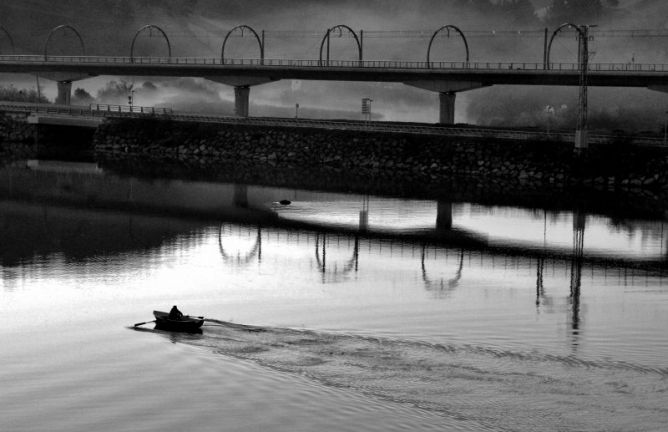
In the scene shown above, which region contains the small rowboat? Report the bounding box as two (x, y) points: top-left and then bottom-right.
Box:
(153, 310), (204, 332)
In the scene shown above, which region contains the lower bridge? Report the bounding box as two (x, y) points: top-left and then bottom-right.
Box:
(1, 101), (665, 146)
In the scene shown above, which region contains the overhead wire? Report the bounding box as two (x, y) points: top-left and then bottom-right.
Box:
(161, 28), (668, 40)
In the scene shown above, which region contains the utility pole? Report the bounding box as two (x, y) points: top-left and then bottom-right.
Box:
(35, 73), (41, 102)
(543, 27), (548, 70)
(575, 25), (595, 153)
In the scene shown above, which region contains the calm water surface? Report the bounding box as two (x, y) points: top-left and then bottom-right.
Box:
(1, 160), (667, 431)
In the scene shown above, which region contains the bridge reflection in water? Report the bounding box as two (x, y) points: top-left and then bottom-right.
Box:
(2, 160), (666, 349)
(4, 160), (667, 265)
(1, 191), (664, 352)
(216, 218), (663, 348)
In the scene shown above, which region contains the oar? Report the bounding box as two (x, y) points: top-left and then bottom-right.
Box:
(133, 319), (156, 327)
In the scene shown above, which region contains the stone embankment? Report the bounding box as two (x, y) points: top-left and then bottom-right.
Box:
(93, 118), (668, 194)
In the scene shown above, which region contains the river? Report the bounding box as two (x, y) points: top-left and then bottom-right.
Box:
(1, 158), (667, 431)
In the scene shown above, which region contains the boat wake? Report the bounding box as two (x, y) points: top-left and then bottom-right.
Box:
(152, 319), (668, 432)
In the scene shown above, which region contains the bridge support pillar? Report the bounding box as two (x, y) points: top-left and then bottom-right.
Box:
(205, 76), (277, 118)
(234, 85), (251, 117)
(359, 210), (369, 232)
(38, 72), (95, 106)
(403, 80), (485, 125)
(439, 92), (456, 125)
(56, 81), (72, 105)
(574, 129), (588, 151)
(233, 184), (249, 208)
(436, 201), (453, 231)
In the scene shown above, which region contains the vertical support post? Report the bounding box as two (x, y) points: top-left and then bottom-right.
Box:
(575, 26), (589, 152)
(56, 81), (72, 105)
(326, 32), (331, 66)
(543, 27), (548, 69)
(358, 210), (368, 231)
(576, 32), (581, 69)
(438, 91), (456, 124)
(359, 195), (369, 232)
(261, 30), (265, 65)
(35, 74), (42, 101)
(570, 210), (585, 333)
(234, 85), (251, 117)
(359, 29), (364, 65)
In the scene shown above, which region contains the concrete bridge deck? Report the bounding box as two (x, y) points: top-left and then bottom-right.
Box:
(1, 55), (668, 87)
(2, 55), (668, 123)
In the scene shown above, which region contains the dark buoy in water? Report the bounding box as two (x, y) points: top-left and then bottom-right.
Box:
(279, 200), (292, 205)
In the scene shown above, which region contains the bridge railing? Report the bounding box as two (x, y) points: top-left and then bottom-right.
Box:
(1, 54), (668, 72)
(0, 101), (172, 117)
(0, 101), (98, 116)
(90, 104), (173, 115)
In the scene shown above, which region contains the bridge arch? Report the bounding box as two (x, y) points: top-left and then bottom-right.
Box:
(130, 24), (172, 62)
(0, 26), (15, 54)
(546, 23), (586, 70)
(421, 246), (464, 296)
(218, 224), (262, 266)
(318, 25), (362, 66)
(43, 24), (85, 60)
(426, 25), (470, 67)
(314, 234), (359, 282)
(221, 25), (264, 65)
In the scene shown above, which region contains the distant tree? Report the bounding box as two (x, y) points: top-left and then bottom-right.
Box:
(96, 80), (134, 103)
(142, 81), (158, 91)
(73, 88), (94, 104)
(0, 85), (50, 103)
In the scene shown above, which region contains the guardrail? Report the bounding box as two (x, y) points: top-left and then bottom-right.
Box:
(91, 104), (173, 115)
(0, 101), (664, 147)
(0, 54), (667, 73)
(0, 101), (172, 116)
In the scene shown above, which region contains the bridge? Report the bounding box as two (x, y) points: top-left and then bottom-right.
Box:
(2, 101), (665, 146)
(1, 22), (667, 147)
(2, 55), (668, 125)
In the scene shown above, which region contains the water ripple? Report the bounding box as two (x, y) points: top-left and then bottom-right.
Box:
(165, 319), (668, 432)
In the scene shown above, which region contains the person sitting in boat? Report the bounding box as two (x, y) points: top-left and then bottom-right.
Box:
(168, 305), (184, 320)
